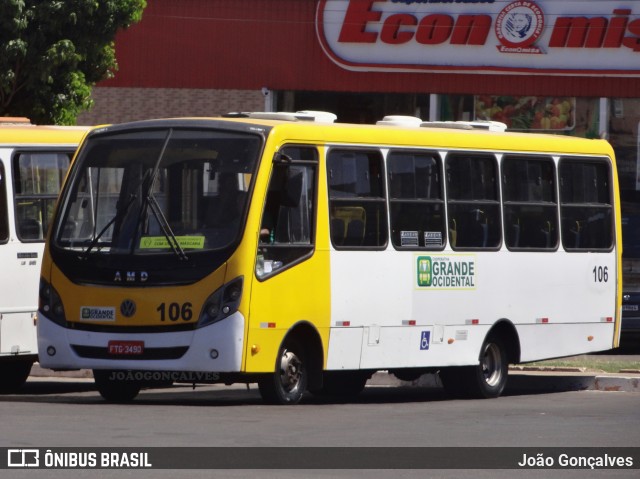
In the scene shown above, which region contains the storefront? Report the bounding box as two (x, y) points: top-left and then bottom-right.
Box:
(79, 0), (640, 308)
(80, 1), (640, 154)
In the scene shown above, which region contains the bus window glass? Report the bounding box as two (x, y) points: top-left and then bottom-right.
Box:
(502, 156), (558, 250)
(55, 128), (261, 255)
(387, 150), (445, 249)
(0, 164), (8, 242)
(13, 152), (71, 241)
(559, 159), (613, 250)
(257, 146), (317, 277)
(446, 154), (501, 249)
(328, 149), (388, 249)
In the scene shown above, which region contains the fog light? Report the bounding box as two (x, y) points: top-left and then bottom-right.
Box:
(210, 349), (219, 359)
(47, 346), (56, 356)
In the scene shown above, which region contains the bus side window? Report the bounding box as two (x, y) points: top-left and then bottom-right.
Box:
(446, 154), (501, 249)
(387, 150), (445, 249)
(13, 152), (71, 242)
(327, 149), (388, 249)
(0, 164), (8, 243)
(559, 159), (613, 251)
(257, 146), (317, 278)
(502, 156), (558, 250)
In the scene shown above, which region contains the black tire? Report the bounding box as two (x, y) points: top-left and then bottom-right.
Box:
(93, 370), (141, 403)
(258, 339), (308, 405)
(440, 334), (509, 399)
(0, 360), (33, 393)
(312, 371), (369, 397)
(473, 334), (509, 398)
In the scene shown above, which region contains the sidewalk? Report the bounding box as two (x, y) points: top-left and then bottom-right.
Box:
(368, 367), (640, 393)
(30, 363), (640, 393)
(30, 363), (93, 379)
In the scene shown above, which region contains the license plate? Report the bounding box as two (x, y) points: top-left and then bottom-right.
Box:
(108, 340), (144, 355)
(622, 305), (639, 312)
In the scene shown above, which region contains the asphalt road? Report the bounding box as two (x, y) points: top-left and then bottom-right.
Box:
(1, 372), (638, 479)
(1, 338), (637, 478)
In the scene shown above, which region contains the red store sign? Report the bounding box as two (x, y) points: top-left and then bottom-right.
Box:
(316, 0), (640, 75)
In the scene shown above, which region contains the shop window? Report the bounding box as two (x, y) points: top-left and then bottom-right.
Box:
(388, 150), (445, 249)
(609, 99), (640, 261)
(502, 156), (558, 250)
(257, 146), (317, 278)
(446, 153), (501, 249)
(328, 149), (388, 249)
(559, 159), (613, 251)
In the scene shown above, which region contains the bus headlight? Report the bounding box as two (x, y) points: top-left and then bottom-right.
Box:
(39, 278), (67, 326)
(198, 276), (243, 328)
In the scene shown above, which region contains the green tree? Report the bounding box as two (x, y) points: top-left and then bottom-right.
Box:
(0, 0), (146, 125)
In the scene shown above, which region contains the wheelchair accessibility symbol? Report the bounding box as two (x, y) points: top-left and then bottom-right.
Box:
(420, 331), (430, 351)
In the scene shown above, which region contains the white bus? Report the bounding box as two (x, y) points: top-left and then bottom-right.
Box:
(37, 113), (621, 403)
(0, 119), (89, 391)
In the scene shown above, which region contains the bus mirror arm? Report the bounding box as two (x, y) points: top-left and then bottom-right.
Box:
(273, 153), (292, 164)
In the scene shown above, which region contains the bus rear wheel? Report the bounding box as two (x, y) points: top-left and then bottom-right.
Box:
(258, 339), (308, 405)
(93, 370), (141, 403)
(475, 336), (509, 398)
(440, 334), (508, 399)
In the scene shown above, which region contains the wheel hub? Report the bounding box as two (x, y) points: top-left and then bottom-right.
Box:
(482, 342), (503, 387)
(279, 350), (302, 393)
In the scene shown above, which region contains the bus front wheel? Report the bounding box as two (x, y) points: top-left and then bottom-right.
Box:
(258, 339), (308, 405)
(93, 370), (141, 403)
(440, 334), (509, 399)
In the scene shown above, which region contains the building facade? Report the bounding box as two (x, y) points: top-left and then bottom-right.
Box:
(77, 0), (640, 309)
(77, 1), (640, 168)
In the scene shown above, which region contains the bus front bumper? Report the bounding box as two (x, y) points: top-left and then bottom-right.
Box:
(36, 313), (245, 373)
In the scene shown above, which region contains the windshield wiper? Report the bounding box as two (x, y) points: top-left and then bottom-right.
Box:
(146, 192), (188, 261)
(80, 190), (141, 260)
(132, 128), (188, 261)
(80, 130), (174, 260)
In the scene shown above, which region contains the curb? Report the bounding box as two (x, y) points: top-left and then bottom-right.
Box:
(30, 364), (93, 379)
(367, 370), (640, 393)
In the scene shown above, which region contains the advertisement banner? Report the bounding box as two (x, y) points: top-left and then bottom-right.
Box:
(317, 0), (640, 75)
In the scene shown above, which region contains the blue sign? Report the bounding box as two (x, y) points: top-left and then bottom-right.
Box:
(420, 331), (430, 350)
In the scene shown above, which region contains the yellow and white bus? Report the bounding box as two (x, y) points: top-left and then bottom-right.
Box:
(0, 118), (89, 391)
(37, 112), (621, 403)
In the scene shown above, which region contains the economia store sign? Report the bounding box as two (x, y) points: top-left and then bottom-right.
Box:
(316, 0), (640, 75)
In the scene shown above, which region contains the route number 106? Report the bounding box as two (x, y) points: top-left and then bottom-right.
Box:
(592, 266), (609, 283)
(157, 302), (193, 321)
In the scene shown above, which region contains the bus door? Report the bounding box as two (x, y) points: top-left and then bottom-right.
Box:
(246, 146), (330, 372)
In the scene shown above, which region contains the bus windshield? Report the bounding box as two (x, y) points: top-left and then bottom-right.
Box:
(54, 127), (262, 257)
